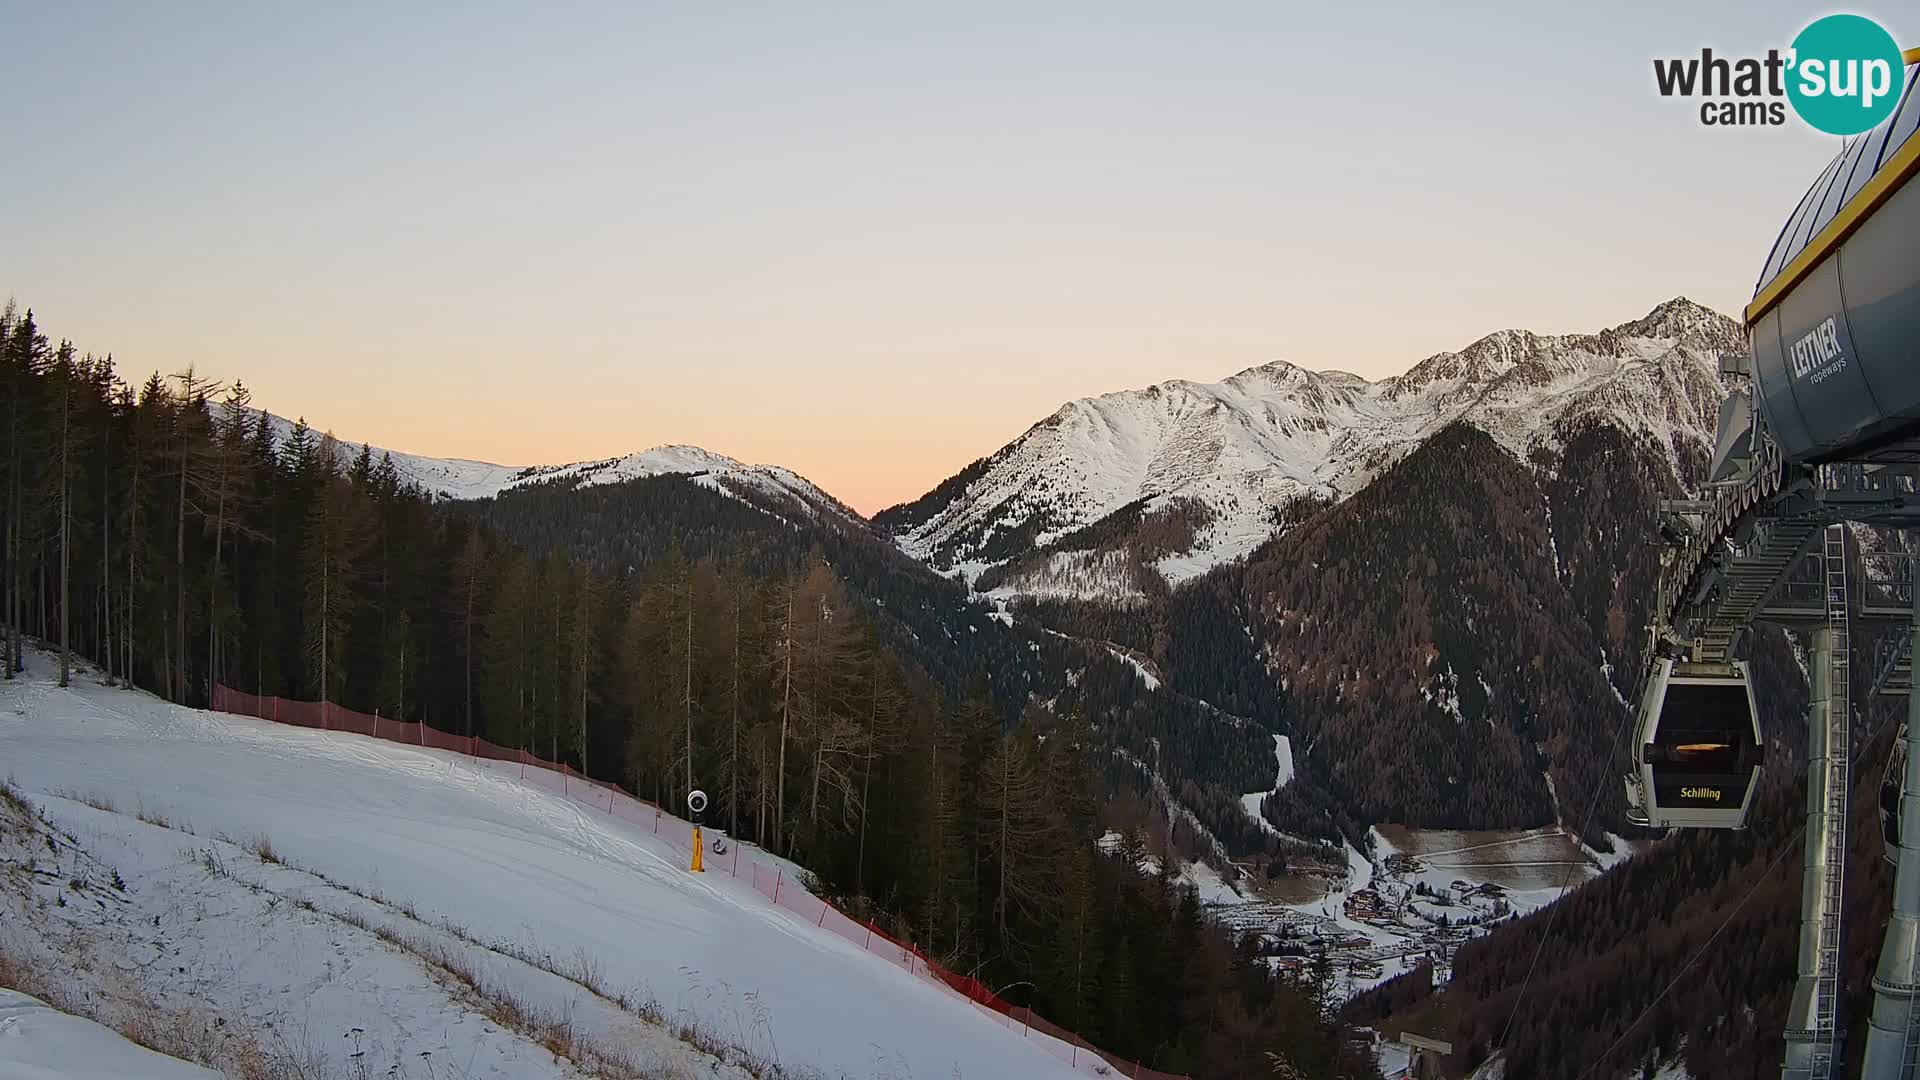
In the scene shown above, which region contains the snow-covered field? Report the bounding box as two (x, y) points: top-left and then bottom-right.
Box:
(1371, 824), (1613, 917)
(1193, 815), (1640, 1029)
(0, 651), (1092, 1080)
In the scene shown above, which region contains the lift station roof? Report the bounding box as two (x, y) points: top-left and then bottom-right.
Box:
(1750, 63), (1920, 326)
(1747, 59), (1920, 465)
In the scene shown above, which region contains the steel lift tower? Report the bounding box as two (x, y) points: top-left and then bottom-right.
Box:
(1630, 52), (1920, 1079)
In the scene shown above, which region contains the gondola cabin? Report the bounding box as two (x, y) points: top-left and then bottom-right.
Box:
(1625, 658), (1764, 829)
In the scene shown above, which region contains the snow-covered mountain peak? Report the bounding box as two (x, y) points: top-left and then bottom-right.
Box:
(1617, 295), (1743, 348)
(621, 444), (747, 471)
(1390, 328), (1549, 396)
(246, 411), (856, 526)
(1224, 358), (1332, 388)
(878, 299), (1741, 601)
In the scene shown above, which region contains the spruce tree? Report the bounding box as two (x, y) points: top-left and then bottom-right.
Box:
(981, 723), (1055, 952)
(168, 368), (219, 703)
(302, 440), (370, 708)
(52, 342), (78, 686)
(449, 528), (488, 735)
(3, 310), (51, 678)
(571, 561), (599, 773)
(377, 609), (412, 719)
(201, 382), (263, 694)
(349, 441), (373, 488)
(855, 649), (907, 894)
(482, 553), (537, 747)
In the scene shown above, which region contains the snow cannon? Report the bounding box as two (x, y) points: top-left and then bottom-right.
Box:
(687, 789), (708, 873)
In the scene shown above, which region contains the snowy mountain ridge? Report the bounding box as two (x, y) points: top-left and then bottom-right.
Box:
(877, 297), (1738, 599)
(245, 410), (859, 525)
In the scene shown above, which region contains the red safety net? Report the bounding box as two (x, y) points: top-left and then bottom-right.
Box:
(210, 685), (1187, 1080)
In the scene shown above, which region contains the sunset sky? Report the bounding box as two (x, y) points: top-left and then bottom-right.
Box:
(6, 2), (1898, 514)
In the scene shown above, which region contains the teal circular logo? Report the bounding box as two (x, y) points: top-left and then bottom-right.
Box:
(1786, 15), (1905, 135)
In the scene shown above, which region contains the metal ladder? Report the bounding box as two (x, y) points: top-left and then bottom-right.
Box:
(1875, 624), (1914, 698)
(1696, 515), (1826, 662)
(1812, 523), (1854, 1078)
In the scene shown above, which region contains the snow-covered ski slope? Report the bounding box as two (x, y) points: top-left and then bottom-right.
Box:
(0, 990), (219, 1079)
(0, 656), (1093, 1080)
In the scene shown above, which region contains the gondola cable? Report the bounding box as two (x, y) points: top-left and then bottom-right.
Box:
(1494, 666), (1645, 1051)
(1570, 687), (1911, 1078)
(1571, 819), (1806, 1080)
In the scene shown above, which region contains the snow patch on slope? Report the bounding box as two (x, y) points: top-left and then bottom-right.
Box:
(1107, 648), (1161, 690)
(1239, 735), (1294, 834)
(1095, 833), (1248, 906)
(984, 548), (1148, 605)
(0, 990), (219, 1080)
(1344, 837), (1374, 894)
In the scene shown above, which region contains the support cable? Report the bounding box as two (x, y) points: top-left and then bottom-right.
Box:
(1573, 671), (1907, 1079)
(1572, 820), (1807, 1080)
(1494, 664), (1643, 1050)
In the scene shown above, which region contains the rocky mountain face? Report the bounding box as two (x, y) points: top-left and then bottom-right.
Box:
(877, 298), (1737, 605)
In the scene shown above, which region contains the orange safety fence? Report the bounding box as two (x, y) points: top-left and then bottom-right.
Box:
(210, 685), (1188, 1080)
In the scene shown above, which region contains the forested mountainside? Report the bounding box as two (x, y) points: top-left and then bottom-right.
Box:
(996, 418), (1707, 842)
(457, 469), (1069, 722)
(461, 468), (1333, 866)
(1232, 413), (1769, 840)
(0, 304), (1375, 1078)
(1347, 529), (1908, 1079)
(1353, 693), (1888, 1080)
(878, 299), (1742, 842)
(1242, 423), (1619, 834)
